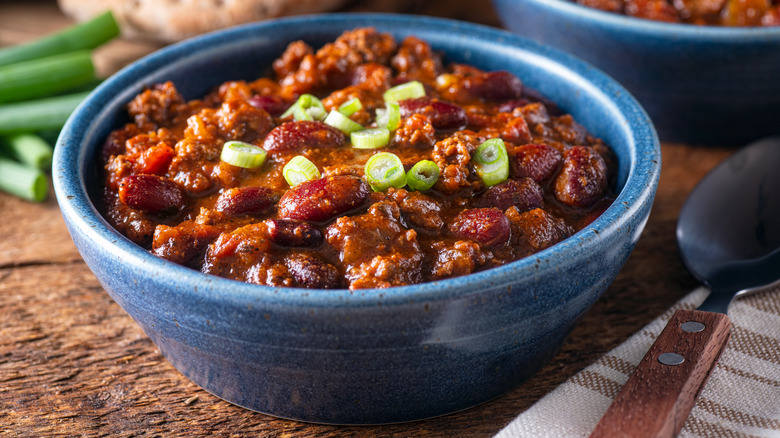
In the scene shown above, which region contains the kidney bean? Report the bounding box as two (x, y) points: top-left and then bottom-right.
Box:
(469, 71), (523, 101)
(264, 218), (323, 247)
(118, 175), (184, 214)
(278, 175), (369, 222)
(450, 208), (511, 247)
(248, 95), (290, 116)
(285, 253), (341, 289)
(554, 146), (608, 207)
(474, 178), (543, 212)
(509, 143), (562, 183)
(262, 120), (346, 152)
(214, 187), (274, 217)
(399, 97), (467, 130)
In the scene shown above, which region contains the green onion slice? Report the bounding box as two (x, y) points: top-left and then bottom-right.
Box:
(406, 160), (440, 191)
(338, 98), (363, 116)
(472, 138), (509, 187)
(383, 80), (425, 103)
(364, 152), (407, 192)
(351, 127), (390, 149)
(281, 94), (326, 121)
(324, 110), (364, 134)
(292, 105), (313, 121)
(220, 141), (267, 169)
(376, 102), (401, 131)
(283, 155), (321, 186)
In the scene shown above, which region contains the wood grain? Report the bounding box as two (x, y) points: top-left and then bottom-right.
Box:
(0, 1), (738, 436)
(589, 309), (732, 438)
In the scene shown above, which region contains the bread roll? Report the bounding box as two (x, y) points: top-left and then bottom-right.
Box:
(57, 0), (350, 43)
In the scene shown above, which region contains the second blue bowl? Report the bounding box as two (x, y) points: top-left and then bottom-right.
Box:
(493, 0), (780, 145)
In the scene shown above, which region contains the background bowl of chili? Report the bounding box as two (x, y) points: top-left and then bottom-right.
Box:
(492, 0), (780, 145)
(53, 13), (660, 424)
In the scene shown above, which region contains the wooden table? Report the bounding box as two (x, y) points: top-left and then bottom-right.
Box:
(0, 1), (735, 436)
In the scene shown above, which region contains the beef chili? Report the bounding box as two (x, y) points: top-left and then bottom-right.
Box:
(574, 0), (780, 25)
(100, 28), (617, 290)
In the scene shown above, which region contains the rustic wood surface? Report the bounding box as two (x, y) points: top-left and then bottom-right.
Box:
(0, 1), (736, 436)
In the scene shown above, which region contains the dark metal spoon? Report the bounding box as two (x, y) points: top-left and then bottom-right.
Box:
(591, 137), (780, 438)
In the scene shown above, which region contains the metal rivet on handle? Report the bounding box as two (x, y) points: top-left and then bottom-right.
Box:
(681, 321), (705, 333)
(658, 352), (685, 366)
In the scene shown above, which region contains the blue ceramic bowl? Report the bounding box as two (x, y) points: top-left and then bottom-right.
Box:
(492, 0), (780, 145)
(53, 14), (660, 424)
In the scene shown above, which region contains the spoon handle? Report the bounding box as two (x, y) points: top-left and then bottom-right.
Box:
(589, 309), (731, 438)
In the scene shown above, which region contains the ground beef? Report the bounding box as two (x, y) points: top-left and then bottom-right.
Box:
(326, 201), (423, 289)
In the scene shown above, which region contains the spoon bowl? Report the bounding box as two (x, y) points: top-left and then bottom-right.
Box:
(678, 137), (780, 310)
(591, 137), (780, 437)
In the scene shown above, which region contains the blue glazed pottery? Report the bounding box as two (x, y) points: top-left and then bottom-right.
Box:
(492, 0), (780, 145)
(53, 14), (660, 424)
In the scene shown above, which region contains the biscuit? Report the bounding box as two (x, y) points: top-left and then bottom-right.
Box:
(57, 0), (351, 43)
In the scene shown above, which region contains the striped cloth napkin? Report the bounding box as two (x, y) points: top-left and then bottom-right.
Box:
(496, 285), (780, 438)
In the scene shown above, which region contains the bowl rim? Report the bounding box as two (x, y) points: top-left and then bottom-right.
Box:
(53, 13), (660, 309)
(502, 0), (780, 39)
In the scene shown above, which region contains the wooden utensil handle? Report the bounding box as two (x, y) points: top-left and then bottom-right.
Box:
(589, 309), (731, 438)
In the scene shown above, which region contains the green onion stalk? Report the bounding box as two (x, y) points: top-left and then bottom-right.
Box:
(0, 91), (92, 135)
(0, 157), (47, 202)
(0, 133), (53, 170)
(0, 50), (96, 103)
(0, 11), (120, 67)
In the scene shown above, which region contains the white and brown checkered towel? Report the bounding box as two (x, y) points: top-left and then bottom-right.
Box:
(496, 285), (780, 438)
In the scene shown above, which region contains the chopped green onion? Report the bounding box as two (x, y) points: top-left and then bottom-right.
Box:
(364, 152), (407, 192)
(283, 156), (321, 186)
(383, 80), (425, 103)
(338, 98), (363, 116)
(324, 110), (364, 134)
(281, 96), (302, 118)
(0, 91), (91, 135)
(307, 106), (326, 120)
(0, 50), (95, 103)
(406, 160), (440, 191)
(0, 11), (120, 68)
(0, 157), (47, 202)
(292, 105), (313, 121)
(220, 141), (267, 169)
(376, 102), (401, 131)
(281, 94), (326, 121)
(351, 128), (390, 149)
(472, 138), (509, 187)
(0, 133), (53, 170)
